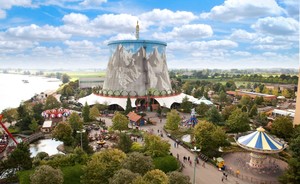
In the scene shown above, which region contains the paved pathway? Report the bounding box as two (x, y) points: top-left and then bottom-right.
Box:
(102, 113), (250, 184)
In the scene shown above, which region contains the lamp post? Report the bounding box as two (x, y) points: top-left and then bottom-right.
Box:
(191, 146), (201, 184)
(76, 129), (86, 149)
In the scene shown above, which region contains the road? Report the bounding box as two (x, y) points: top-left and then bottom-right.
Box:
(102, 113), (249, 184)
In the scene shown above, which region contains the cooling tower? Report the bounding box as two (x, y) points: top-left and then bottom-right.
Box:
(103, 40), (172, 96)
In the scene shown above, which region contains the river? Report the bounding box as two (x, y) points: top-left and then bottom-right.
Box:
(0, 73), (62, 112)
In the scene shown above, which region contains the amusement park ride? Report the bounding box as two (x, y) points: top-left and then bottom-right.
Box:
(0, 114), (18, 146)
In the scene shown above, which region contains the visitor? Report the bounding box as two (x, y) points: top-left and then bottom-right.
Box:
(202, 162), (206, 168)
(236, 169), (240, 177)
(177, 153), (179, 160)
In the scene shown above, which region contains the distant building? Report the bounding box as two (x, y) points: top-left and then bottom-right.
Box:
(41, 120), (53, 133)
(265, 83), (296, 91)
(226, 90), (276, 100)
(79, 77), (105, 89)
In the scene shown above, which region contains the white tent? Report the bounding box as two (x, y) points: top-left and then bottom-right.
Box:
(193, 96), (213, 105)
(78, 93), (197, 110)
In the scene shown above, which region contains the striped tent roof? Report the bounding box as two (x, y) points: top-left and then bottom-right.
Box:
(237, 127), (284, 153)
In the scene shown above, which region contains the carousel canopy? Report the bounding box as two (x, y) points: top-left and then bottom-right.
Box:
(237, 127), (284, 153)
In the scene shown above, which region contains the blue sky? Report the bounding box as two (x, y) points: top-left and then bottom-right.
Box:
(0, 0), (299, 69)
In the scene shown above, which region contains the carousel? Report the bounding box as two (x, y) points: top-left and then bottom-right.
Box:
(41, 108), (71, 119)
(236, 127), (286, 168)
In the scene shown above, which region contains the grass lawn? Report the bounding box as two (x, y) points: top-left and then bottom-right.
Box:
(17, 164), (83, 184)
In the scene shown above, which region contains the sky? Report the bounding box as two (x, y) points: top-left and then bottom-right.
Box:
(0, 0), (299, 69)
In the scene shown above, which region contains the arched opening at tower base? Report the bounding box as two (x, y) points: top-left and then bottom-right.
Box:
(170, 102), (180, 109)
(108, 104), (124, 111)
(135, 98), (160, 111)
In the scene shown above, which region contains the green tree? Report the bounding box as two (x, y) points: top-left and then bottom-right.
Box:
(272, 89), (279, 96)
(29, 118), (39, 132)
(271, 116), (293, 139)
(181, 96), (192, 113)
(112, 112), (128, 131)
(240, 95), (252, 108)
(225, 109), (250, 133)
(44, 95), (61, 110)
(279, 130), (300, 184)
(7, 142), (32, 170)
(218, 91), (228, 105)
(30, 165), (63, 184)
(131, 142), (143, 152)
(282, 89), (291, 98)
(109, 169), (140, 184)
(221, 105), (237, 121)
(253, 96), (264, 105)
(89, 105), (100, 121)
(1, 108), (18, 123)
(82, 102), (90, 122)
(153, 155), (179, 173)
(168, 171), (191, 184)
(61, 73), (70, 84)
(254, 113), (268, 127)
(206, 106), (222, 125)
(69, 112), (83, 133)
(195, 103), (210, 117)
(122, 152), (154, 175)
(249, 104), (258, 117)
(52, 122), (73, 146)
(165, 109), (181, 131)
(61, 85), (74, 97)
(32, 103), (44, 124)
(81, 149), (126, 184)
(125, 96), (132, 114)
(142, 169), (169, 184)
(241, 105), (248, 112)
(194, 121), (227, 154)
(144, 133), (170, 157)
(225, 80), (236, 91)
(117, 133), (133, 153)
(16, 104), (32, 131)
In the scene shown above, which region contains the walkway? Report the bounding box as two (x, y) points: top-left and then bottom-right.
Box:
(102, 112), (249, 184)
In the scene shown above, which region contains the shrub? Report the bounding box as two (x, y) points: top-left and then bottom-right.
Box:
(153, 155), (179, 173)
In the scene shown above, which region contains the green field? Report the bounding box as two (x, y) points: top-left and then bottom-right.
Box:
(182, 78), (252, 87)
(66, 71), (106, 81)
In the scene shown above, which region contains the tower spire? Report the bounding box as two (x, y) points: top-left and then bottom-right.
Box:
(135, 21), (139, 40)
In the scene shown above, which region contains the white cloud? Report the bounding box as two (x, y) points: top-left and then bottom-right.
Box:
(153, 24), (213, 40)
(62, 13), (89, 25)
(104, 33), (136, 44)
(230, 29), (257, 41)
(200, 0), (284, 21)
(0, 9), (5, 19)
(280, 0), (299, 19)
(231, 51), (251, 56)
(32, 46), (64, 57)
(168, 40), (238, 51)
(253, 44), (291, 50)
(0, 0), (32, 19)
(91, 14), (137, 31)
(64, 40), (95, 48)
(79, 0), (107, 6)
(0, 39), (37, 54)
(252, 36), (274, 44)
(0, 0), (32, 9)
(140, 9), (197, 28)
(252, 16), (299, 35)
(5, 24), (71, 41)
